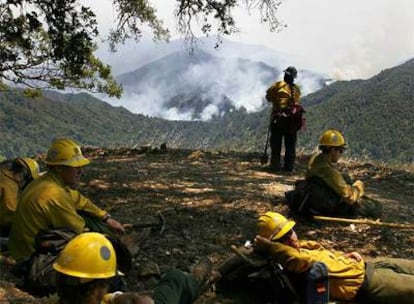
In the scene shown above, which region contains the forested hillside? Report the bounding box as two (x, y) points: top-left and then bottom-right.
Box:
(1, 91), (150, 156)
(1, 59), (413, 163)
(299, 58), (414, 162)
(0, 90), (266, 158)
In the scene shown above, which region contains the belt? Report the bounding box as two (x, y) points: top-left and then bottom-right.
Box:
(359, 261), (374, 292)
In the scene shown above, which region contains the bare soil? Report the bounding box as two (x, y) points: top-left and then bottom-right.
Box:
(1, 147), (413, 303)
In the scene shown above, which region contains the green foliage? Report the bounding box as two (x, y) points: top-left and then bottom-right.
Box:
(298, 59), (414, 163)
(0, 0), (122, 97)
(108, 0), (170, 51)
(0, 89), (265, 158)
(22, 89), (42, 98)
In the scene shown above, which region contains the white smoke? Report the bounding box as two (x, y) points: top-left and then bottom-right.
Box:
(101, 40), (327, 121)
(330, 2), (414, 80)
(200, 104), (220, 121)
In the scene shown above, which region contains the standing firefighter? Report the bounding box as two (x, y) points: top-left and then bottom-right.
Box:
(266, 66), (304, 172)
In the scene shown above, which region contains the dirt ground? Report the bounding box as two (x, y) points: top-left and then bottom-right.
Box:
(1, 147), (413, 303)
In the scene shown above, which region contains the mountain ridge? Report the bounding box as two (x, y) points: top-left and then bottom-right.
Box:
(114, 47), (328, 120)
(1, 57), (413, 162)
(115, 49), (281, 120)
(298, 57), (414, 161)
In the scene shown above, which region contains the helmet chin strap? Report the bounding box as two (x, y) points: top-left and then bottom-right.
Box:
(21, 173), (33, 189)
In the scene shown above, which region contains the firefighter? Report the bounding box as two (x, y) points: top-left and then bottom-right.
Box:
(9, 138), (125, 262)
(48, 232), (213, 304)
(265, 66), (303, 172)
(0, 157), (40, 236)
(254, 211), (414, 304)
(304, 129), (382, 217)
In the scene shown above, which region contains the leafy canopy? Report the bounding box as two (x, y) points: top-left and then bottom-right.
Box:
(0, 0), (284, 97)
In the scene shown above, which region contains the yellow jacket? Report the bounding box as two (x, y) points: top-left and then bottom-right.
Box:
(9, 171), (106, 261)
(266, 80), (301, 116)
(268, 240), (365, 301)
(0, 168), (20, 228)
(306, 153), (363, 204)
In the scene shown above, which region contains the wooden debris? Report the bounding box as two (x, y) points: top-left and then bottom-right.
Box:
(314, 216), (414, 229)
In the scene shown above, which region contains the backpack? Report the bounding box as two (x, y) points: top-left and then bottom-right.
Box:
(217, 246), (329, 304)
(289, 104), (306, 131)
(25, 227), (78, 296)
(266, 82), (305, 132)
(217, 246), (301, 304)
(285, 177), (356, 217)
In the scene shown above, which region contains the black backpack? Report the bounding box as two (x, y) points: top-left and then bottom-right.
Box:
(217, 251), (300, 304)
(21, 227), (78, 296)
(285, 177), (356, 217)
(217, 246), (330, 304)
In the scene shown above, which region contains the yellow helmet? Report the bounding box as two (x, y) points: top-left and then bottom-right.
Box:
(53, 232), (116, 279)
(257, 212), (295, 241)
(45, 138), (90, 167)
(319, 129), (346, 147)
(15, 158), (40, 179)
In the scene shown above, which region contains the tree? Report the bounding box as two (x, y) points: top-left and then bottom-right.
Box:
(0, 0), (284, 97)
(176, 0), (285, 49)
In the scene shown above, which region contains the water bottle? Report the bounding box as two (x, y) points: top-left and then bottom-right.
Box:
(305, 262), (329, 304)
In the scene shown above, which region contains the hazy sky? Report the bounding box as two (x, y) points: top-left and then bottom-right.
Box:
(85, 0), (414, 80)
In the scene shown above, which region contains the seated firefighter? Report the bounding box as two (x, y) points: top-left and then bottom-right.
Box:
(47, 232), (214, 304)
(286, 129), (382, 218)
(254, 211), (414, 304)
(8, 138), (127, 293)
(0, 157), (40, 237)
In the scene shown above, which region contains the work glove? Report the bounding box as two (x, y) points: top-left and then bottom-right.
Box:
(352, 180), (365, 198)
(253, 235), (273, 253)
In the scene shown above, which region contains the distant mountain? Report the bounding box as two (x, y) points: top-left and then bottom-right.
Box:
(114, 47), (328, 120)
(164, 90), (236, 120)
(115, 49), (279, 120)
(0, 91), (153, 157)
(97, 37), (294, 76)
(2, 58), (413, 162)
(0, 89), (261, 158)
